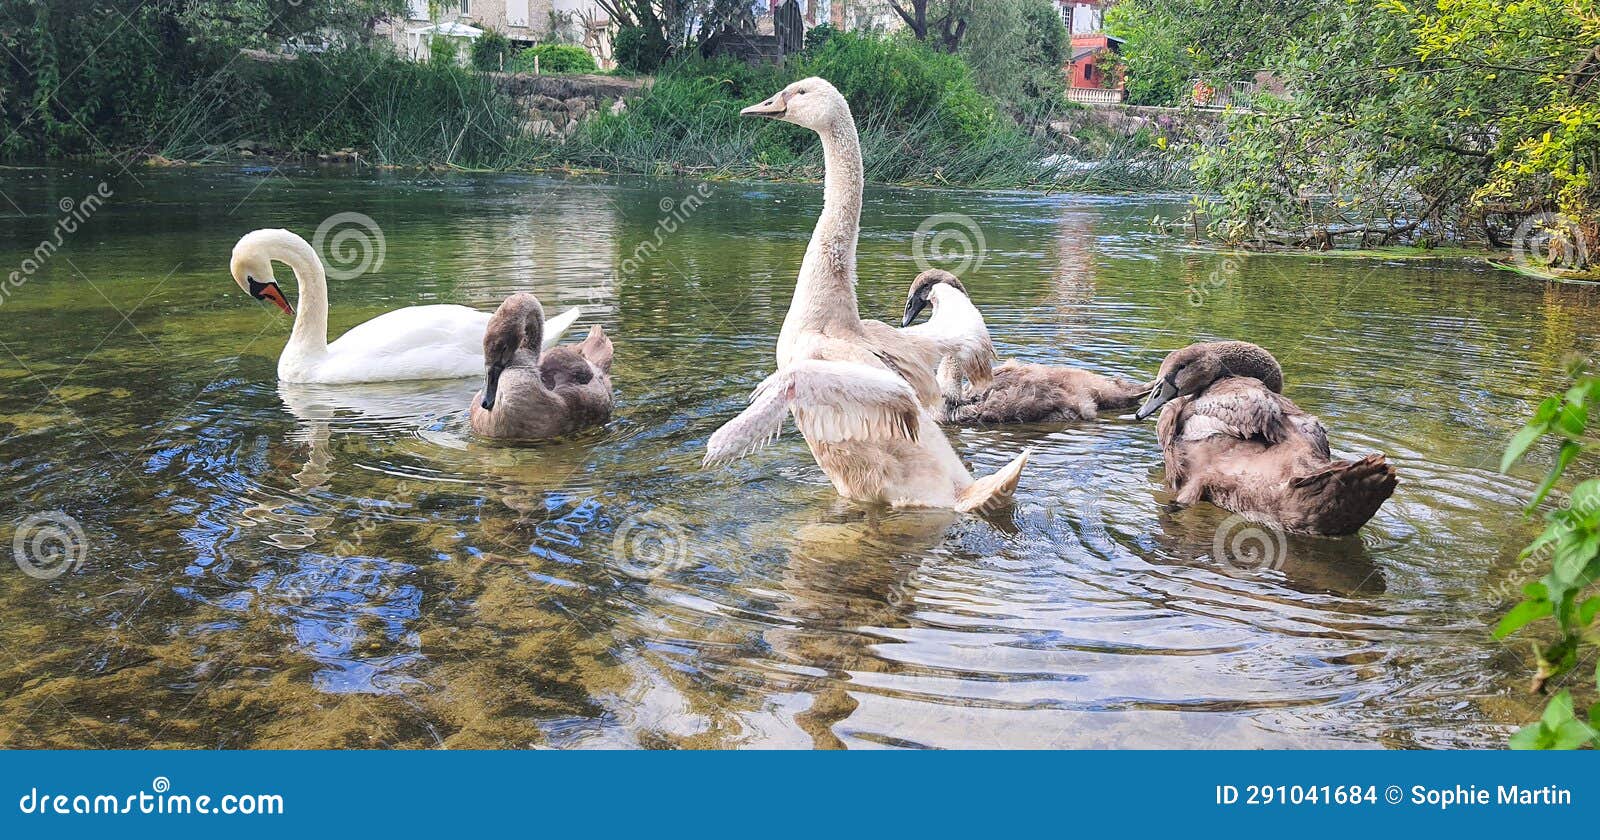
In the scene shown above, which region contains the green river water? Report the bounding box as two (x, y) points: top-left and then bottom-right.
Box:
(0, 164), (1596, 748)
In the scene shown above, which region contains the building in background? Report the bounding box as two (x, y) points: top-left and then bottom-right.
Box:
(759, 1), (901, 34)
(378, 0), (613, 68)
(1058, 0), (1126, 104)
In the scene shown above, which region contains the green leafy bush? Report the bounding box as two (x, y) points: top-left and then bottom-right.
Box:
(471, 28), (514, 71)
(427, 35), (462, 70)
(1499, 357), (1600, 749)
(803, 23), (839, 53)
(513, 44), (598, 74)
(958, 0), (1069, 119)
(562, 34), (1074, 188)
(613, 25), (669, 74)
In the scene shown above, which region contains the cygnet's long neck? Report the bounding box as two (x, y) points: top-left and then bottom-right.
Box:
(781, 111), (864, 357)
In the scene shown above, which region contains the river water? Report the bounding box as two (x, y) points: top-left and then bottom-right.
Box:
(1, 164), (1596, 748)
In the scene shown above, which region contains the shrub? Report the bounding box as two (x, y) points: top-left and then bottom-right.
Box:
(471, 28), (514, 71)
(804, 32), (997, 149)
(803, 23), (839, 53)
(513, 43), (598, 74)
(613, 25), (668, 74)
(427, 35), (461, 69)
(562, 34), (1043, 186)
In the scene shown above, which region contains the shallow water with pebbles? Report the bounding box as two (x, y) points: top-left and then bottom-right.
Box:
(0, 165), (1596, 748)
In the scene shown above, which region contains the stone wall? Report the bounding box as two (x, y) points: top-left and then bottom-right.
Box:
(491, 72), (652, 138)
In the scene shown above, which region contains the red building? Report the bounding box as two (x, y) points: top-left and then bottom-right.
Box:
(1058, 1), (1126, 104)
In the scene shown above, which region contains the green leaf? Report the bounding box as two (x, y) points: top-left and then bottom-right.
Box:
(1501, 421), (1548, 472)
(1541, 689), (1576, 728)
(1508, 720), (1547, 750)
(1550, 719), (1596, 750)
(1556, 400), (1589, 437)
(1552, 531), (1600, 584)
(1495, 596), (1551, 638)
(1528, 440), (1582, 511)
(1580, 596), (1600, 628)
(1572, 480), (1600, 526)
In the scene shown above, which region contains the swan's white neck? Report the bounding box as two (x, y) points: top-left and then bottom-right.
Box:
(263, 232), (330, 358)
(779, 112), (863, 362)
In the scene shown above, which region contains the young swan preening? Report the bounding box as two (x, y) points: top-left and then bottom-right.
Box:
(470, 293), (613, 441)
(1134, 341), (1397, 536)
(900, 270), (1152, 424)
(705, 78), (1029, 513)
(229, 229), (581, 384)
(899, 270), (996, 405)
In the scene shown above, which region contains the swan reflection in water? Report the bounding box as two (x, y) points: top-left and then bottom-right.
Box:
(1148, 499), (1387, 597)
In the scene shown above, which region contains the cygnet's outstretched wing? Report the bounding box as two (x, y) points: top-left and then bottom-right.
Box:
(704, 359), (922, 466)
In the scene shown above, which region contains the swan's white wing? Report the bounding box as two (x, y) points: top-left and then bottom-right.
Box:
(540, 305), (583, 350)
(704, 359), (921, 467)
(308, 304), (582, 384)
(310, 305), (489, 383)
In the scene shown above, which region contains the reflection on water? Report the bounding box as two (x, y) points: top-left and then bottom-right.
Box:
(0, 165), (1596, 748)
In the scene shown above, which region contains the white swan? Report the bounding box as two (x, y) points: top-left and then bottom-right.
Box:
(229, 229), (581, 384)
(704, 78), (1029, 513)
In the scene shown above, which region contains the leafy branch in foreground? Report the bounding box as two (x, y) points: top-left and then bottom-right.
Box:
(1498, 358), (1600, 749)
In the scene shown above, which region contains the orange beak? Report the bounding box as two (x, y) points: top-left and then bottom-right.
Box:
(247, 277), (294, 315)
